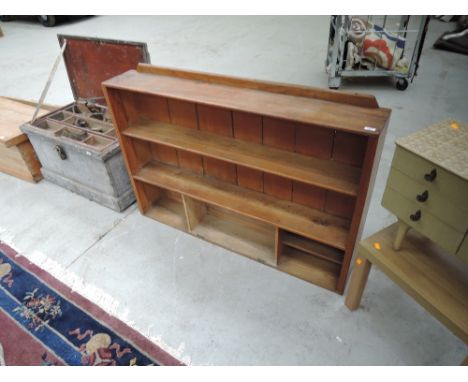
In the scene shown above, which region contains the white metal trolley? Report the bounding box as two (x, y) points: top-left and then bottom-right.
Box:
(326, 16), (430, 90)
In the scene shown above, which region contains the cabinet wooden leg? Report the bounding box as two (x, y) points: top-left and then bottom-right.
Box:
(345, 257), (372, 311)
(393, 219), (410, 251)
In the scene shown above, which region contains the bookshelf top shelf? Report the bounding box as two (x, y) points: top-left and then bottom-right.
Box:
(103, 70), (390, 136)
(134, 161), (350, 250)
(124, 121), (362, 196)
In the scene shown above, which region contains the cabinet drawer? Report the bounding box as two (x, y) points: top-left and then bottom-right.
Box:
(392, 146), (468, 210)
(386, 168), (468, 231)
(382, 187), (464, 254)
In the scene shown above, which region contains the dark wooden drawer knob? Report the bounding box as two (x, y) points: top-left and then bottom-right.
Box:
(424, 169), (437, 182)
(416, 190), (429, 202)
(410, 210), (421, 221)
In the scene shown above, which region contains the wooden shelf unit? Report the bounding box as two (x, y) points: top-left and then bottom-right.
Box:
(103, 64), (391, 294)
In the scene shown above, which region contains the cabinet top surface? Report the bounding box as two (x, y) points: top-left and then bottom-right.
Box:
(396, 119), (468, 180)
(358, 223), (468, 344)
(360, 223), (468, 343)
(102, 69), (391, 136)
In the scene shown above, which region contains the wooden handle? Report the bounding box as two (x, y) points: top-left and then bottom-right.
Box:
(410, 210), (421, 221)
(416, 190), (429, 202)
(424, 169), (437, 182)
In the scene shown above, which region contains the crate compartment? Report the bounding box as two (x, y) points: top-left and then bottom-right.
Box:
(48, 110), (69, 121)
(82, 134), (114, 149)
(55, 126), (88, 141)
(64, 103), (111, 122)
(34, 119), (64, 133)
(64, 104), (84, 114)
(183, 195), (276, 266)
(54, 127), (114, 150)
(60, 115), (113, 134)
(45, 107), (114, 135)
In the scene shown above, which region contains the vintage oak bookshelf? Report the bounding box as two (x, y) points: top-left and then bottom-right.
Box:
(103, 64), (391, 294)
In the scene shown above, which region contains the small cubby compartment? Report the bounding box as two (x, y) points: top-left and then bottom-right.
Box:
(281, 231), (344, 264)
(82, 134), (114, 149)
(135, 180), (187, 231)
(277, 230), (343, 291)
(183, 195), (277, 266)
(43, 106), (115, 137)
(62, 115), (113, 134)
(35, 119), (64, 132)
(48, 110), (69, 122)
(54, 127), (114, 150)
(64, 103), (108, 119)
(55, 126), (88, 141)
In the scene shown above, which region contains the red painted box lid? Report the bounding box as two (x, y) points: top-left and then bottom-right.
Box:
(57, 34), (150, 101)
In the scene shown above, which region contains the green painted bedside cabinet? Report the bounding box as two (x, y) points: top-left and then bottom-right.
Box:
(382, 120), (468, 264)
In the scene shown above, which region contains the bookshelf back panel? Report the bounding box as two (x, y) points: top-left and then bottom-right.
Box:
(114, 90), (367, 213)
(128, 132), (358, 219)
(113, 89), (369, 170)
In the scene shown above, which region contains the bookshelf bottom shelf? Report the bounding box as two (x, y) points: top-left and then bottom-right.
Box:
(134, 165), (346, 293)
(278, 246), (340, 291)
(190, 205), (277, 267)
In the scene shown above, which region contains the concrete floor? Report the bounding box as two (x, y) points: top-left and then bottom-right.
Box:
(0, 16), (467, 365)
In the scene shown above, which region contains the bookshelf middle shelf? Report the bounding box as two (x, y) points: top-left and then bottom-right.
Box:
(124, 121), (362, 197)
(133, 160), (350, 251)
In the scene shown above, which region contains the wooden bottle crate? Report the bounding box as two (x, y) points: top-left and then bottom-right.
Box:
(20, 35), (151, 211)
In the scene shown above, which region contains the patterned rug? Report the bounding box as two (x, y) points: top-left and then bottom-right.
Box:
(0, 242), (183, 366)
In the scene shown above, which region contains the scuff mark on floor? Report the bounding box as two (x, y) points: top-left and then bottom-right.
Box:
(66, 216), (128, 268)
